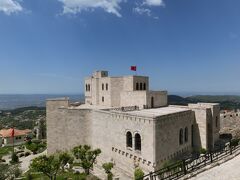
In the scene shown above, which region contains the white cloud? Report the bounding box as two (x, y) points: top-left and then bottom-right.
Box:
(133, 7), (151, 16)
(58, 0), (124, 17)
(0, 0), (23, 15)
(133, 0), (164, 18)
(143, 0), (164, 6)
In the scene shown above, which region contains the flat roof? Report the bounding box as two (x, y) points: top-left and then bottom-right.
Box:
(124, 106), (191, 118)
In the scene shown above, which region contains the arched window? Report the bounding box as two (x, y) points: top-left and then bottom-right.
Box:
(106, 83), (108, 91)
(140, 83), (143, 90)
(102, 83), (104, 90)
(143, 83), (146, 90)
(135, 133), (141, 151)
(184, 127), (188, 142)
(88, 84), (90, 91)
(86, 84), (88, 91)
(102, 96), (104, 102)
(136, 83), (139, 90)
(179, 129), (183, 145)
(126, 131), (132, 148)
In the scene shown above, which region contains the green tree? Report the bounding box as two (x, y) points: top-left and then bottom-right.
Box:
(59, 152), (74, 172)
(11, 152), (19, 164)
(30, 152), (73, 180)
(102, 162), (114, 180)
(72, 145), (101, 175)
(134, 168), (144, 180)
(30, 155), (60, 180)
(0, 164), (22, 179)
(0, 164), (9, 180)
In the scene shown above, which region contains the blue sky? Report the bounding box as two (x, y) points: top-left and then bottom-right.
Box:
(0, 0), (240, 94)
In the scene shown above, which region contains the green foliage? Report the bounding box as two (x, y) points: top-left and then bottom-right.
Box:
(102, 162), (114, 180)
(30, 152), (73, 180)
(59, 152), (74, 171)
(26, 172), (33, 180)
(0, 164), (22, 179)
(30, 155), (60, 180)
(0, 164), (9, 180)
(0, 106), (46, 130)
(11, 152), (19, 164)
(231, 139), (240, 147)
(200, 148), (207, 154)
(25, 140), (47, 154)
(0, 146), (12, 156)
(26, 143), (38, 154)
(134, 168), (144, 180)
(25, 152), (31, 157)
(72, 145), (101, 175)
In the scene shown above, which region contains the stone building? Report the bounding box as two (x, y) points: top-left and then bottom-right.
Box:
(47, 71), (220, 179)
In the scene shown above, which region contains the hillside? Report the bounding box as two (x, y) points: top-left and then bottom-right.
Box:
(168, 95), (240, 110)
(0, 106), (46, 130)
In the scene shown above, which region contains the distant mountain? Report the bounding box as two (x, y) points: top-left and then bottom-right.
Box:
(168, 95), (240, 110)
(0, 94), (84, 110)
(1, 94), (240, 111)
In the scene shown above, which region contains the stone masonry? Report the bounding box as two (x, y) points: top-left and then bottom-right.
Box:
(46, 71), (220, 179)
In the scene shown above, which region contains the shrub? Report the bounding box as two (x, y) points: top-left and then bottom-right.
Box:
(102, 162), (114, 180)
(25, 152), (31, 157)
(231, 139), (240, 147)
(26, 143), (38, 154)
(200, 148), (207, 154)
(134, 168), (144, 180)
(20, 153), (25, 157)
(10, 153), (19, 164)
(26, 173), (33, 180)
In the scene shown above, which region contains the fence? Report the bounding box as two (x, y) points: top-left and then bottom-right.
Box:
(140, 143), (240, 180)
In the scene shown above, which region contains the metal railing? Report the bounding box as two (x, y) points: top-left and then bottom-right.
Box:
(140, 142), (240, 180)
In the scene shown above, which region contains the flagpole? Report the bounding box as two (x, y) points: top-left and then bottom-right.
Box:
(12, 128), (14, 154)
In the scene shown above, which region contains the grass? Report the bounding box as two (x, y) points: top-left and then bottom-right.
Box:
(0, 146), (13, 156)
(23, 171), (99, 180)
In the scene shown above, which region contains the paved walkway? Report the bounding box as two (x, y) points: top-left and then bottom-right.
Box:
(192, 154), (240, 180)
(19, 150), (47, 173)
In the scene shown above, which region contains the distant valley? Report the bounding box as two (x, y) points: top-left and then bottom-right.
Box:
(0, 94), (240, 111)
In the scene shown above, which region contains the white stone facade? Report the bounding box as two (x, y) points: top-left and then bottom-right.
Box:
(47, 71), (220, 179)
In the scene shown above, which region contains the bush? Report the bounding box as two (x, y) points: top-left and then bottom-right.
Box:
(25, 152), (31, 157)
(102, 162), (114, 180)
(200, 148), (207, 154)
(10, 153), (19, 164)
(32, 139), (41, 144)
(19, 153), (24, 158)
(231, 139), (240, 147)
(134, 168), (144, 180)
(26, 173), (33, 180)
(26, 143), (38, 154)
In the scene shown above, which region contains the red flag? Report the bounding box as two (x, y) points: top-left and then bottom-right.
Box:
(11, 128), (14, 137)
(130, 66), (137, 71)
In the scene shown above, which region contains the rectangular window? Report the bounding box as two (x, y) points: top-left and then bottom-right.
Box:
(102, 96), (104, 102)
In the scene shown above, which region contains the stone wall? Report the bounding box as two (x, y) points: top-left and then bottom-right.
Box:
(154, 111), (194, 170)
(146, 91), (168, 108)
(46, 99), (92, 154)
(120, 91), (147, 108)
(91, 110), (155, 177)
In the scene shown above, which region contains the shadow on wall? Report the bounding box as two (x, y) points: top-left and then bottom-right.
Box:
(192, 114), (202, 152)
